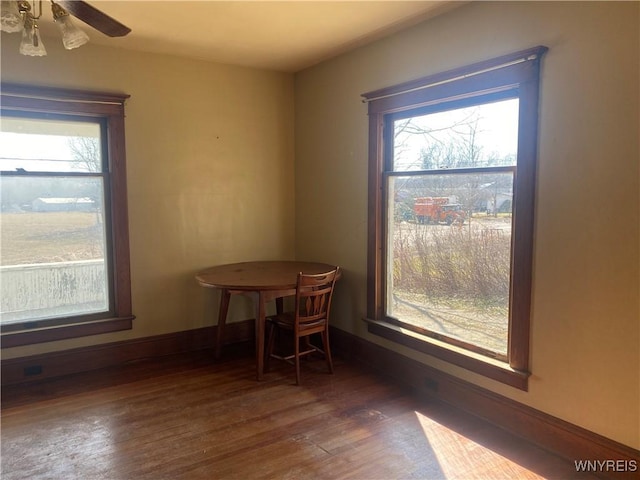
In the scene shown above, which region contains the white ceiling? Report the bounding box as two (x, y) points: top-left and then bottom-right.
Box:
(38, 1), (461, 72)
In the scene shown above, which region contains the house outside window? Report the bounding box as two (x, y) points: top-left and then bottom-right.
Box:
(362, 47), (547, 390)
(0, 84), (134, 347)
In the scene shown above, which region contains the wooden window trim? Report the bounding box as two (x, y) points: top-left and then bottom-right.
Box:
(362, 47), (547, 389)
(0, 83), (134, 348)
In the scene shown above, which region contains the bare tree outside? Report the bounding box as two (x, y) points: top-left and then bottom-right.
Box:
(68, 136), (101, 173)
(68, 136), (103, 224)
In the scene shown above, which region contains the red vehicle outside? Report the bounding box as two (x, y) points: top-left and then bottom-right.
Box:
(413, 197), (466, 225)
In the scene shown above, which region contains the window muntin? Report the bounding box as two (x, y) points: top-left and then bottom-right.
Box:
(363, 47), (547, 389)
(0, 84), (133, 347)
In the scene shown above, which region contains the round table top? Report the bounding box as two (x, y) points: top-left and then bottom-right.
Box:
(195, 260), (339, 291)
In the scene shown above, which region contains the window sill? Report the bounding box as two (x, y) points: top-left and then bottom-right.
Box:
(1, 316), (135, 348)
(364, 318), (529, 390)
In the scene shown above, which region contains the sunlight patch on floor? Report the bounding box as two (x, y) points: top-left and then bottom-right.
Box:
(414, 410), (545, 479)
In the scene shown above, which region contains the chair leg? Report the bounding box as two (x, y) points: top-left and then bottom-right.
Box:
(321, 329), (334, 374)
(294, 334), (301, 385)
(265, 323), (275, 373)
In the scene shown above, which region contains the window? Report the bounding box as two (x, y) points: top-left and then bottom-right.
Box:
(362, 47), (547, 390)
(1, 84), (134, 347)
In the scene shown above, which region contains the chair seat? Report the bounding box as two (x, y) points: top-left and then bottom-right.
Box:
(266, 312), (326, 330)
(266, 312), (295, 327)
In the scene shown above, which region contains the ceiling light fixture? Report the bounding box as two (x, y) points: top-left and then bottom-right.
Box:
(51, 1), (88, 50)
(1, 0), (90, 56)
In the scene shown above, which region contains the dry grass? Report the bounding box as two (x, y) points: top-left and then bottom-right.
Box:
(0, 212), (104, 266)
(391, 216), (513, 354)
(394, 218), (511, 301)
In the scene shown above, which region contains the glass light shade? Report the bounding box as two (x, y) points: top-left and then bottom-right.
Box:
(19, 20), (47, 56)
(0, 0), (23, 33)
(55, 14), (89, 50)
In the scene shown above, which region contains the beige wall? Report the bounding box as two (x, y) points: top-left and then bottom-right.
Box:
(295, 1), (639, 448)
(1, 34), (296, 357)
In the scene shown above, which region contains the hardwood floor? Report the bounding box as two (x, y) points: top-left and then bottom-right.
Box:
(1, 349), (596, 480)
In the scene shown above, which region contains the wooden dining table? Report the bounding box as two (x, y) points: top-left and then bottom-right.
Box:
(195, 260), (339, 380)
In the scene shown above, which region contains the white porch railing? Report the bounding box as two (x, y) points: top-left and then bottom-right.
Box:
(0, 259), (108, 323)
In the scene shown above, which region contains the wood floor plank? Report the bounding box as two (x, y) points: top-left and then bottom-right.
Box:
(2, 351), (599, 480)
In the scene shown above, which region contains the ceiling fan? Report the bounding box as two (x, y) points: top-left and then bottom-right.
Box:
(55, 1), (130, 37)
(0, 0), (131, 56)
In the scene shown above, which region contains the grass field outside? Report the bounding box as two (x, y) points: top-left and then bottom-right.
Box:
(1, 211), (105, 266)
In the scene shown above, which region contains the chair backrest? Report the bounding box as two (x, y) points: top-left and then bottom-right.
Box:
(294, 267), (339, 327)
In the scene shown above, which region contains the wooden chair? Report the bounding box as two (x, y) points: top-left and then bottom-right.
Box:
(265, 267), (340, 385)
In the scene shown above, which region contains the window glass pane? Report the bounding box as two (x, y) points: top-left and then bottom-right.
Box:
(0, 116), (102, 173)
(393, 98), (519, 172)
(386, 172), (514, 356)
(0, 176), (109, 324)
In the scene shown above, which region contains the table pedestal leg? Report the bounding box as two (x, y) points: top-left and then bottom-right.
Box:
(215, 289), (231, 359)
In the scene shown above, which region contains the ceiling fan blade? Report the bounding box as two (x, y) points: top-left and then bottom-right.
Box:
(56, 1), (131, 37)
